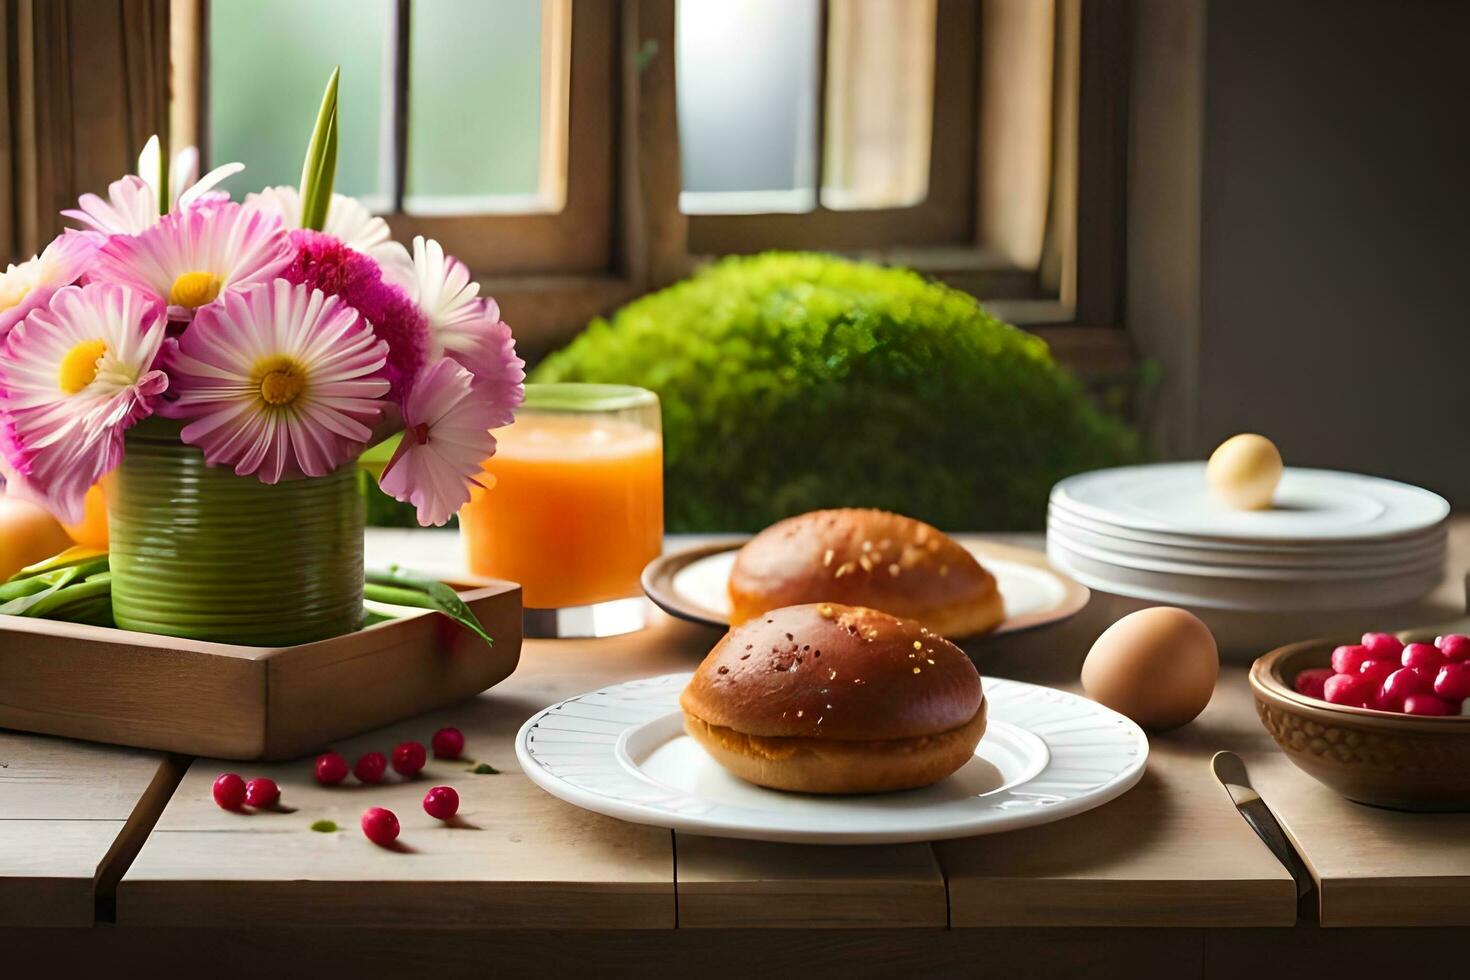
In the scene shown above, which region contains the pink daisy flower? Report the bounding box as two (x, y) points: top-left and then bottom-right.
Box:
(91, 202), (293, 320)
(403, 236), (524, 425)
(0, 232), (98, 342)
(278, 229), (428, 403)
(0, 284), (168, 523)
(162, 280), (390, 484)
(245, 185), (413, 283)
(63, 137), (243, 237)
(378, 357), (503, 527)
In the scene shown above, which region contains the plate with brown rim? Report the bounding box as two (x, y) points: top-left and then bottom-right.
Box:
(641, 538), (1090, 638)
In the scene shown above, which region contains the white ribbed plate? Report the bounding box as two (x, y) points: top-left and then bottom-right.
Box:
(515, 673), (1148, 844)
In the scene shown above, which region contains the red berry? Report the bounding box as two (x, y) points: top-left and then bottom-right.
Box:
(1323, 673), (1375, 707)
(423, 785), (460, 820)
(314, 752), (349, 785)
(354, 752), (387, 784)
(1437, 634), (1470, 662)
(1380, 667), (1433, 709)
(1433, 663), (1470, 702)
(1361, 633), (1404, 660)
(212, 772), (246, 810)
(1402, 693), (1453, 716)
(1356, 659), (1396, 686)
(244, 777), (279, 808)
(432, 727), (465, 759)
(361, 806), (400, 847)
(392, 741), (427, 777)
(1401, 642), (1445, 671)
(1293, 667), (1333, 700)
(1330, 644), (1372, 675)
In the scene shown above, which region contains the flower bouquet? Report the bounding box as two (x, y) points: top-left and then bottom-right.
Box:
(0, 71), (524, 646)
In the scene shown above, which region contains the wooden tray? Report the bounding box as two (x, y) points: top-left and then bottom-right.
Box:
(0, 582), (521, 760)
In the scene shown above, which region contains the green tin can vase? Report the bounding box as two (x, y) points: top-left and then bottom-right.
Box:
(108, 417), (364, 646)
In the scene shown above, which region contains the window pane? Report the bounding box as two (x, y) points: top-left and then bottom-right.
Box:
(208, 0), (392, 208)
(676, 0), (820, 214)
(822, 0), (935, 210)
(404, 0), (557, 215)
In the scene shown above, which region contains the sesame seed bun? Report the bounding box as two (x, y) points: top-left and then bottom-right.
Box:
(727, 509), (1005, 639)
(680, 603), (986, 794)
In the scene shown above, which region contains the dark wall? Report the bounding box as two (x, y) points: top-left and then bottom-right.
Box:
(1131, 0), (1470, 503)
(1198, 0), (1470, 500)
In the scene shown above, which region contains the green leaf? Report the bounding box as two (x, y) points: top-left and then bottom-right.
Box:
(22, 575), (112, 620)
(310, 820), (339, 833)
(298, 67), (340, 232)
(468, 763), (499, 775)
(366, 568), (494, 649)
(6, 545), (107, 583)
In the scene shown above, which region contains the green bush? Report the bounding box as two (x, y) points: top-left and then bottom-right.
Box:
(533, 252), (1142, 532)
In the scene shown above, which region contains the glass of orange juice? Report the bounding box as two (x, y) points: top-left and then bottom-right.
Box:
(459, 383), (663, 637)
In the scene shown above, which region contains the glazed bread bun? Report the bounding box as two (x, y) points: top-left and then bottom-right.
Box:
(728, 509), (1005, 639)
(680, 603), (986, 794)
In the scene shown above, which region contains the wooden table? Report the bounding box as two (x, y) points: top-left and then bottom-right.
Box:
(6, 524), (1470, 976)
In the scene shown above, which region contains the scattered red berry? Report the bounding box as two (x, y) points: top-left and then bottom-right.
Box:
(1330, 644), (1372, 676)
(1402, 693), (1453, 716)
(432, 727), (466, 759)
(423, 785), (460, 820)
(1323, 673), (1375, 708)
(212, 772), (246, 810)
(1436, 634), (1470, 662)
(314, 752), (349, 785)
(1361, 632), (1404, 660)
(1293, 667), (1333, 700)
(1433, 662), (1470, 702)
(392, 741), (427, 777)
(244, 777), (279, 808)
(354, 752), (388, 784)
(361, 806), (400, 847)
(1401, 642), (1445, 671)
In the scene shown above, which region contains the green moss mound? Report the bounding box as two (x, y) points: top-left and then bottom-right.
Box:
(533, 252), (1141, 532)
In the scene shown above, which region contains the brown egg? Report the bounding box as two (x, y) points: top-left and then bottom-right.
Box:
(1207, 433), (1283, 510)
(1081, 607), (1219, 730)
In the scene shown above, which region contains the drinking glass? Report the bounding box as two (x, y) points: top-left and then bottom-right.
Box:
(459, 383), (663, 638)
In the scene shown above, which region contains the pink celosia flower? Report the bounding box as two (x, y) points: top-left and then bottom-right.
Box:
(162, 280), (390, 484)
(279, 229), (428, 403)
(0, 232), (98, 342)
(91, 202), (293, 320)
(245, 185), (413, 283)
(0, 284), (168, 523)
(378, 357), (503, 526)
(402, 236), (524, 425)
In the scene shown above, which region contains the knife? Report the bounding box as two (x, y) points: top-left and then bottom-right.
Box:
(1210, 750), (1314, 900)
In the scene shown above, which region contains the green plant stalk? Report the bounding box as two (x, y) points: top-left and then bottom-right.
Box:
(24, 576), (111, 620)
(298, 67), (340, 232)
(0, 559), (109, 614)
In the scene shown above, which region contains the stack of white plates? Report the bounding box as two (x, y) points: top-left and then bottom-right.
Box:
(1046, 463), (1449, 613)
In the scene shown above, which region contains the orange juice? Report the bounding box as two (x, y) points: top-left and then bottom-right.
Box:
(460, 413), (663, 609)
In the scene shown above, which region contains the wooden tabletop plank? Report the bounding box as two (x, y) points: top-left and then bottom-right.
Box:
(0, 733), (172, 927)
(675, 837), (948, 928)
(118, 613), (709, 930)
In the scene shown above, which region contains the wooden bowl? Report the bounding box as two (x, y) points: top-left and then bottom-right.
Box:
(1250, 639), (1470, 811)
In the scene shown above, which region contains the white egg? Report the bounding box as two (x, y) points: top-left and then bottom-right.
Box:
(1207, 434), (1283, 510)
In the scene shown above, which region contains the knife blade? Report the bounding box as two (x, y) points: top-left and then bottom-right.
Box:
(1211, 750), (1314, 900)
